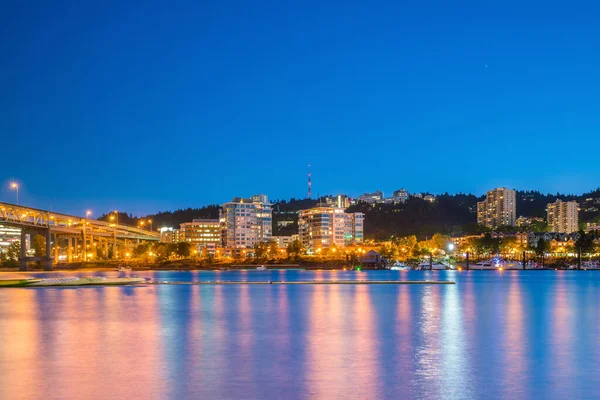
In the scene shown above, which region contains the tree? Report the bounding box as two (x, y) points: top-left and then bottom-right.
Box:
(6, 241), (21, 261)
(471, 233), (500, 255)
(286, 239), (304, 260)
(499, 237), (519, 254)
(175, 242), (191, 258)
(431, 233), (452, 252)
(254, 241), (269, 261)
(268, 240), (279, 257)
(575, 231), (595, 255)
(396, 235), (417, 258)
(535, 238), (550, 256)
(133, 242), (152, 257)
(32, 234), (46, 257)
(1, 242), (20, 268)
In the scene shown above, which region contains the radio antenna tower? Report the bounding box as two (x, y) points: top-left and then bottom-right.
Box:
(307, 164), (312, 198)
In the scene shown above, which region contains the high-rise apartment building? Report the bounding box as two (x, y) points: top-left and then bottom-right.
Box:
(298, 207), (364, 250)
(477, 187), (517, 228)
(547, 200), (578, 233)
(220, 194), (272, 248)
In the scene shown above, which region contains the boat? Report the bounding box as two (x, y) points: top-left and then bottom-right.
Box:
(115, 265), (132, 272)
(256, 265), (267, 271)
(494, 258), (521, 270)
(470, 261), (498, 270)
(501, 261), (522, 270)
(389, 262), (411, 271)
(417, 261), (452, 270)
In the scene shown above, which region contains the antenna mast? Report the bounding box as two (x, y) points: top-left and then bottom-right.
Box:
(307, 164), (312, 198)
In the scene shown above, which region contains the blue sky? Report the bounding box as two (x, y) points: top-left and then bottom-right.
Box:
(1, 1), (599, 216)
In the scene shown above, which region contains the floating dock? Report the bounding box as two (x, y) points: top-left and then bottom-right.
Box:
(1, 278), (454, 288)
(150, 280), (455, 285)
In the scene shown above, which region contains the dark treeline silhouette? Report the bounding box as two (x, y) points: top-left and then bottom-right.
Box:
(347, 193), (484, 240)
(98, 206), (220, 229)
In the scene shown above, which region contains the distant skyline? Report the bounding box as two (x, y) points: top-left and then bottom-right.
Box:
(2, 172), (599, 218)
(2, 1), (599, 215)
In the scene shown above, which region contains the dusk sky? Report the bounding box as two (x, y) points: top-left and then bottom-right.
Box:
(2, 1), (599, 216)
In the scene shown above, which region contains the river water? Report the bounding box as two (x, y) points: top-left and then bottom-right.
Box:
(1, 270), (599, 399)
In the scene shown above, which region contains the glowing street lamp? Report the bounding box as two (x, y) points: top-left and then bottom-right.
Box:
(10, 182), (18, 205)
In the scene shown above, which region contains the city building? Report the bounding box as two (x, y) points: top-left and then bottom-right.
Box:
(220, 194), (272, 249)
(423, 194), (435, 203)
(159, 227), (176, 243)
(517, 231), (581, 249)
(272, 235), (295, 248)
(516, 216), (545, 227)
(393, 189), (410, 203)
(357, 191), (383, 204)
(179, 219), (221, 251)
(547, 200), (579, 234)
(0, 224), (21, 251)
(450, 234), (483, 247)
(324, 194), (351, 209)
(298, 207), (364, 250)
(477, 187), (517, 228)
(174, 229), (185, 243)
(586, 223), (600, 233)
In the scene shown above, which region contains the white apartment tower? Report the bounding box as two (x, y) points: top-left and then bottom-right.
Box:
(547, 200), (579, 233)
(220, 194), (272, 248)
(298, 207), (364, 250)
(477, 187), (517, 228)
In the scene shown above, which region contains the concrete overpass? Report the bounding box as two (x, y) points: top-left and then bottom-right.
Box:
(0, 202), (159, 270)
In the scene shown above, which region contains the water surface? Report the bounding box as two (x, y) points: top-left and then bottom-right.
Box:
(1, 270), (599, 399)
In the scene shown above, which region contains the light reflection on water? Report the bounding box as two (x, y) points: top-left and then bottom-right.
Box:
(1, 271), (600, 399)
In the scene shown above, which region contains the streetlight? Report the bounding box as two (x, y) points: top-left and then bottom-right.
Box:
(86, 210), (92, 219)
(10, 182), (18, 205)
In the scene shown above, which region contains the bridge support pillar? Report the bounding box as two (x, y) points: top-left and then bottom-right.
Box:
(83, 233), (87, 261)
(54, 235), (59, 264)
(67, 237), (73, 263)
(19, 229), (28, 271)
(112, 233), (117, 259)
(43, 228), (53, 270)
(101, 238), (106, 258)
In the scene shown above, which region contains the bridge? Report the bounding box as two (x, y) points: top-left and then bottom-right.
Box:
(0, 201), (159, 270)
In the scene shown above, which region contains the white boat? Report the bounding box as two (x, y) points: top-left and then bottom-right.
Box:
(389, 262), (411, 271)
(115, 265), (132, 272)
(470, 261), (498, 270)
(418, 262), (451, 270)
(502, 261), (521, 270)
(256, 265), (267, 271)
